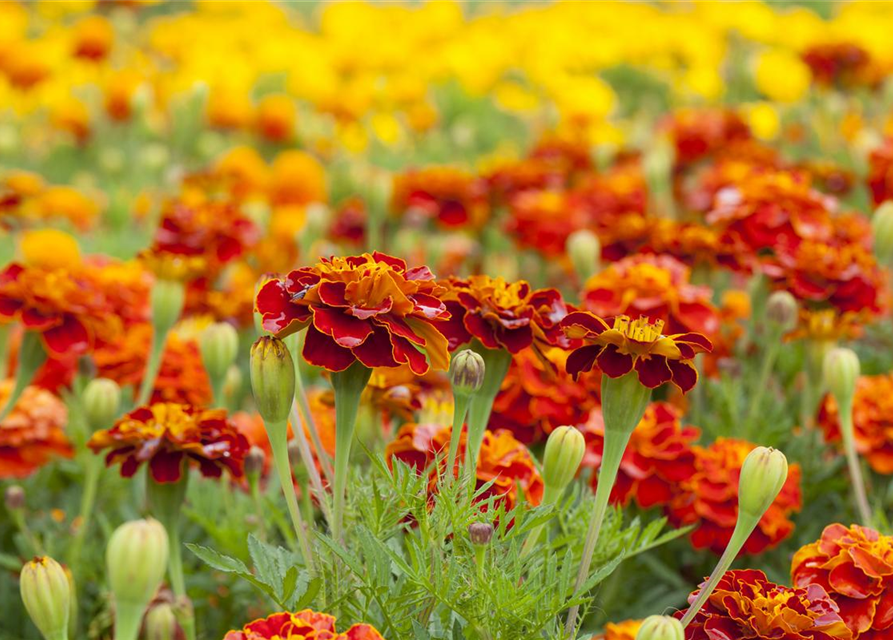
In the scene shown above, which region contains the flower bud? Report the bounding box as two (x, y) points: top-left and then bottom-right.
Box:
(765, 291), (798, 334)
(200, 322), (239, 383)
(106, 518), (169, 609)
(150, 279), (185, 335)
(542, 426), (585, 491)
(83, 378), (121, 431)
(738, 446), (788, 522)
(824, 347), (860, 404)
(5, 484), (25, 511)
(288, 439), (301, 466)
(20, 556), (71, 640)
(450, 350), (485, 398)
(144, 602), (179, 640)
(468, 522), (494, 546)
(566, 229), (601, 283)
(245, 445), (265, 478)
(636, 615), (684, 640)
(224, 365), (243, 400)
(249, 336), (296, 424)
(872, 200), (893, 264)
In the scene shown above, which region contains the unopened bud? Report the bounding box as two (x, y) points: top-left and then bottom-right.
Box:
(5, 485), (25, 511)
(567, 229), (601, 283)
(200, 323), (239, 383)
(636, 615), (684, 640)
(106, 518), (169, 609)
(872, 201), (893, 264)
(765, 291), (798, 334)
(144, 602), (178, 640)
(738, 446), (788, 522)
(823, 347), (860, 404)
(542, 426), (585, 491)
(450, 350), (485, 398)
(20, 556), (71, 640)
(223, 365), (243, 400)
(150, 279), (185, 335)
(468, 522), (494, 546)
(245, 445), (265, 478)
(287, 439), (301, 466)
(249, 336), (296, 424)
(83, 378), (121, 431)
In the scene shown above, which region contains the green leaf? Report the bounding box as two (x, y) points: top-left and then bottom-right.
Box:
(185, 543), (249, 574)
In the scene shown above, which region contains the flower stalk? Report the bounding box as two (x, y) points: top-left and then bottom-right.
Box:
(139, 279), (185, 405)
(463, 343), (512, 482)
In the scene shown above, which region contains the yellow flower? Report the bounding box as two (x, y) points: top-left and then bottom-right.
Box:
(754, 49), (811, 103)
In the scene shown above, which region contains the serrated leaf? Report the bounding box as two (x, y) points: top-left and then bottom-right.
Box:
(185, 543), (250, 575)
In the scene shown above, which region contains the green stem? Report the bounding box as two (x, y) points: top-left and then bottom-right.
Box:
(290, 404), (332, 527)
(287, 332), (334, 485)
(839, 398), (872, 525)
(520, 483), (560, 557)
(248, 475), (268, 541)
(445, 393), (471, 482)
(0, 331), (45, 421)
(464, 345), (512, 482)
(112, 601), (146, 640)
(474, 544), (486, 582)
(267, 419), (316, 573)
(12, 508), (43, 555)
(68, 454), (102, 572)
(744, 336), (781, 435)
(137, 332), (168, 406)
(210, 377), (226, 409)
(330, 361), (372, 542)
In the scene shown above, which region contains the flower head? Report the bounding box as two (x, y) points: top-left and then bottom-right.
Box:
(392, 166), (489, 229)
(593, 620), (642, 640)
(561, 312), (712, 393)
(256, 253), (450, 374)
(0, 381), (71, 478)
(792, 524), (893, 639)
(680, 569), (852, 640)
(88, 403), (249, 483)
(223, 610), (384, 640)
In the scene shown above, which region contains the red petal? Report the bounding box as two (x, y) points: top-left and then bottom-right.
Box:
(149, 450), (185, 483)
(566, 345), (602, 378)
(43, 316), (90, 355)
(596, 344), (634, 378)
(351, 325), (399, 368)
(302, 324), (356, 372)
(634, 355), (673, 388)
(312, 307), (373, 348)
(668, 359), (699, 394)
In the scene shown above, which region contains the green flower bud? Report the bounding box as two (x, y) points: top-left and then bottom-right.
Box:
(450, 349), (485, 397)
(245, 445), (266, 479)
(144, 602), (178, 640)
(824, 347), (860, 405)
(224, 365), (243, 400)
(542, 426), (586, 491)
(200, 322), (239, 383)
(765, 291), (798, 334)
(249, 336), (296, 424)
(468, 522), (494, 546)
(82, 378), (121, 431)
(150, 279), (185, 336)
(106, 518), (169, 609)
(636, 615), (684, 640)
(566, 229), (601, 283)
(20, 556), (71, 640)
(5, 484), (24, 511)
(872, 200), (893, 264)
(738, 446), (788, 522)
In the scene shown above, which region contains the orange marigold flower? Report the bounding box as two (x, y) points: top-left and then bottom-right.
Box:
(583, 402), (698, 509)
(206, 86), (254, 131)
(818, 374), (893, 475)
(506, 189), (588, 257)
(223, 610), (384, 640)
(268, 150), (326, 207)
(680, 569), (852, 640)
(667, 438), (802, 555)
(582, 253), (720, 339)
(491, 347), (600, 445)
(391, 166), (489, 229)
(792, 524), (893, 639)
(561, 313), (711, 393)
(647, 219), (721, 267)
(103, 69), (143, 122)
(88, 403), (249, 483)
(0, 381), (71, 478)
(72, 15), (114, 61)
(869, 139), (893, 207)
(593, 620), (642, 640)
(255, 94), (296, 143)
(787, 309), (865, 344)
(385, 422), (543, 512)
(256, 253), (450, 374)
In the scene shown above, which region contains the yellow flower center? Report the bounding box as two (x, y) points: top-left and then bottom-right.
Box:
(615, 315), (665, 342)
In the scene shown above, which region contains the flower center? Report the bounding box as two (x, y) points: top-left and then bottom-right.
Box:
(615, 315), (665, 342)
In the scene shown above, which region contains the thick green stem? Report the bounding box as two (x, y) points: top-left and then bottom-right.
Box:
(445, 393), (471, 482)
(839, 399), (872, 525)
(474, 544), (486, 582)
(464, 345), (512, 481)
(113, 601), (146, 640)
(0, 331), (45, 421)
(330, 361), (372, 541)
(521, 483), (561, 557)
(267, 419), (316, 573)
(137, 333), (168, 406)
(139, 279), (185, 405)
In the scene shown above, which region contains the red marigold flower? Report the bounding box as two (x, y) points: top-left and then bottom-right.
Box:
(646, 219), (721, 268)
(223, 610), (385, 640)
(88, 403), (249, 483)
(593, 620), (642, 640)
(561, 313), (712, 393)
(583, 402), (698, 509)
(0, 381), (71, 478)
(491, 347), (600, 445)
(667, 438), (802, 555)
(506, 189), (589, 257)
(391, 166), (489, 229)
(256, 253), (450, 375)
(331, 197), (367, 247)
(662, 107), (752, 169)
(792, 523), (893, 639)
(582, 253), (720, 339)
(868, 139), (893, 207)
(802, 43), (879, 89)
(787, 309), (866, 344)
(818, 374), (893, 475)
(680, 569), (852, 640)
(385, 422), (543, 512)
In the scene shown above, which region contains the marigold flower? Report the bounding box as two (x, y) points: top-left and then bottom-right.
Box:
(787, 309), (865, 344)
(662, 108), (751, 169)
(582, 254), (720, 338)
(680, 569), (852, 640)
(868, 139), (893, 207)
(792, 523), (893, 639)
(255, 94), (296, 143)
(667, 438), (802, 555)
(385, 422), (543, 512)
(802, 43), (879, 89)
(206, 86), (255, 131)
(256, 253), (450, 374)
(593, 620), (642, 640)
(561, 313), (711, 393)
(223, 610), (384, 640)
(583, 402), (698, 508)
(268, 150), (326, 207)
(392, 166), (489, 229)
(0, 381), (71, 478)
(71, 15), (114, 61)
(88, 403), (249, 483)
(506, 189), (588, 257)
